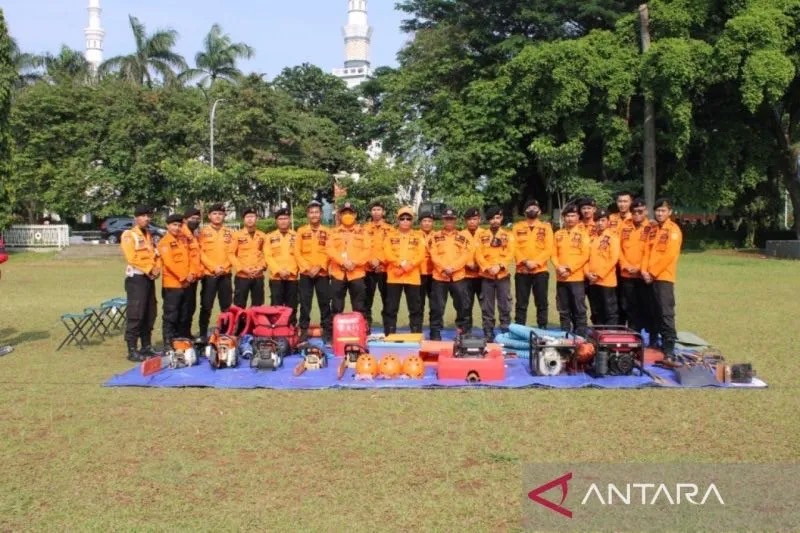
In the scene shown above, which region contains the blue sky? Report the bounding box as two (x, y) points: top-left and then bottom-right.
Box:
(2, 1), (410, 78)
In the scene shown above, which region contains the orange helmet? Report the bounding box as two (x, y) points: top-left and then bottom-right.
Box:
(379, 355), (402, 378)
(402, 355), (425, 379)
(355, 354), (379, 377)
(575, 341), (596, 364)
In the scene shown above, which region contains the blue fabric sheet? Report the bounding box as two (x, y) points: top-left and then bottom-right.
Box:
(104, 333), (767, 390)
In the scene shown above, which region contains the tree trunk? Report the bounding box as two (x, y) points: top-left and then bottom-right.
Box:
(786, 176), (800, 239)
(639, 4), (657, 211)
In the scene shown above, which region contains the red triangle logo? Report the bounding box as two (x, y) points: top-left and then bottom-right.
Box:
(528, 472), (573, 518)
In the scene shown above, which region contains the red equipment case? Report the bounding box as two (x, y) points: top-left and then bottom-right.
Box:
(332, 313), (367, 357)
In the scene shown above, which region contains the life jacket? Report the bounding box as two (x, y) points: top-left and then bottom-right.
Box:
(245, 305), (298, 348)
(213, 305), (248, 337)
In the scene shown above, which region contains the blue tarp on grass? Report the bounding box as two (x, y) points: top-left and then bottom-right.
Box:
(104, 333), (768, 390)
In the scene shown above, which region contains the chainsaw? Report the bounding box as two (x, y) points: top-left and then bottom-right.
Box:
(338, 344), (368, 380)
(166, 337), (198, 369)
(250, 337), (283, 371)
(207, 334), (238, 369)
(293, 345), (328, 376)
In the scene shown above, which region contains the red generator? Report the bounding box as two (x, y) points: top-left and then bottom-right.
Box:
(332, 313), (367, 357)
(437, 336), (505, 383)
(585, 326), (644, 376)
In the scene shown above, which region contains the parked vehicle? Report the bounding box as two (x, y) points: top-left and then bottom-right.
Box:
(100, 218), (166, 245)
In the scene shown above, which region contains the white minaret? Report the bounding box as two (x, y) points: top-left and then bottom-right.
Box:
(333, 0), (373, 88)
(84, 0), (105, 72)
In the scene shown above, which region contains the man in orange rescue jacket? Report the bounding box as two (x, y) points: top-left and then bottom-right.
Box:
(513, 199), (553, 328)
(428, 208), (471, 340)
(295, 200), (332, 343)
(383, 206), (426, 335)
(553, 204), (590, 333)
(585, 209), (620, 325)
(418, 210), (435, 331)
(642, 197), (683, 359)
(158, 214), (194, 347)
(198, 203), (234, 339)
(180, 207), (202, 338)
(121, 205), (161, 361)
(476, 206), (515, 339)
(265, 207), (299, 325)
(364, 200), (392, 334)
(229, 207), (267, 308)
(326, 202), (371, 320)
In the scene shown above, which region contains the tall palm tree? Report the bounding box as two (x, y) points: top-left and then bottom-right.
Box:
(43, 45), (91, 84)
(180, 24), (254, 87)
(99, 15), (187, 87)
(10, 37), (43, 87)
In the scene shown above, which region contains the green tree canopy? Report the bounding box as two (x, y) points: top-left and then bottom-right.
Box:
(180, 24), (255, 87)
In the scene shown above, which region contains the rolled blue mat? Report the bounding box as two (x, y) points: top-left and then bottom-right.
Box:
(494, 333), (532, 350)
(507, 324), (568, 341)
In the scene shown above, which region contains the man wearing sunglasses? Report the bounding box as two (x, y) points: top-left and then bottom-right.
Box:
(476, 207), (515, 340)
(619, 199), (656, 337)
(383, 207), (426, 335)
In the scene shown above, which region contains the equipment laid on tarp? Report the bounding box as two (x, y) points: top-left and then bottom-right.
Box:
(250, 337), (283, 371)
(585, 326), (644, 377)
(166, 337), (197, 369)
(293, 345), (327, 376)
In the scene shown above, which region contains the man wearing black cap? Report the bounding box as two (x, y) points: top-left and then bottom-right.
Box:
(120, 206), (161, 361)
(475, 206), (515, 339)
(417, 210), (435, 331)
(553, 204), (590, 333)
(364, 200), (392, 334)
(326, 202), (370, 319)
(295, 200), (332, 342)
(197, 203), (234, 339)
(513, 199), (553, 328)
(429, 208), (471, 339)
(158, 214), (194, 347)
(266, 207), (299, 324)
(229, 207), (267, 307)
(180, 208), (202, 337)
(460, 207), (484, 334)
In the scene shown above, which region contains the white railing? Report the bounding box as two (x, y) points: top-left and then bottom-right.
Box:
(1, 225), (70, 248)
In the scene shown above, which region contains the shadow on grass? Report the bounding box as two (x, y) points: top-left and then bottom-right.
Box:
(0, 328), (51, 345)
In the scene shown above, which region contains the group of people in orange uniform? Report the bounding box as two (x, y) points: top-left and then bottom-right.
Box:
(120, 192), (682, 363)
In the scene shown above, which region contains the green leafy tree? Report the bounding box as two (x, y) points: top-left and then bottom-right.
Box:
(180, 24), (254, 87)
(100, 15), (187, 87)
(42, 45), (91, 84)
(273, 63), (366, 143)
(8, 37), (42, 88)
(0, 10), (15, 228)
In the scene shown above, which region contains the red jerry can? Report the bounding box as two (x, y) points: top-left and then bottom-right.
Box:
(332, 313), (367, 357)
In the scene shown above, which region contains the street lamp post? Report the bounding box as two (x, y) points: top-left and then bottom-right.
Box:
(210, 99), (225, 170)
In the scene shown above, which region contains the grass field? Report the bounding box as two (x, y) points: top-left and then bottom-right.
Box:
(0, 249), (798, 531)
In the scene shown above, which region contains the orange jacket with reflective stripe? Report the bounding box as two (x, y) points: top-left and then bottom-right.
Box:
(265, 230), (298, 280)
(475, 227), (515, 280)
(619, 218), (650, 279)
(553, 227), (590, 282)
(364, 220), (392, 272)
(419, 229), (434, 276)
(460, 228), (483, 278)
(428, 229), (471, 282)
(198, 225), (234, 276)
(158, 232), (191, 289)
(229, 228), (267, 279)
(512, 220), (554, 275)
(326, 225), (371, 281)
(643, 219), (682, 282)
(121, 226), (159, 275)
(383, 229), (426, 285)
(180, 225), (203, 277)
(294, 224), (331, 276)
(586, 229), (620, 287)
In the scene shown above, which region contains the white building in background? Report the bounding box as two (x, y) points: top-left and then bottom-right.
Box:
(332, 0), (373, 88)
(84, 0), (105, 72)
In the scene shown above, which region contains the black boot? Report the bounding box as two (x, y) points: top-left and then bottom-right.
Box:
(483, 328), (495, 340)
(298, 329), (309, 343)
(429, 330), (442, 341)
(140, 345), (161, 358)
(127, 345), (146, 362)
(663, 341), (676, 361)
